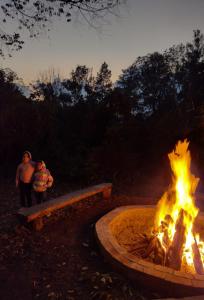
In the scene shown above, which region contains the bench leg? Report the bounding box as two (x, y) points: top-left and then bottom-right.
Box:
(103, 188), (112, 199)
(33, 218), (44, 231)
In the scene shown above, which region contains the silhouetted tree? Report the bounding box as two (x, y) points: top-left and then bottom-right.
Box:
(95, 62), (112, 102)
(118, 52), (175, 115)
(183, 30), (204, 109)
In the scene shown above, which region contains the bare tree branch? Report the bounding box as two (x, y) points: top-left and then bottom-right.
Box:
(0, 0), (125, 56)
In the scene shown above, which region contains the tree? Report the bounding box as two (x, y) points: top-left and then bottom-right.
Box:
(0, 67), (35, 171)
(118, 52), (175, 115)
(67, 65), (94, 104)
(31, 68), (70, 103)
(95, 62), (112, 102)
(106, 88), (133, 122)
(164, 43), (186, 104)
(183, 30), (204, 109)
(0, 0), (122, 56)
(164, 30), (204, 110)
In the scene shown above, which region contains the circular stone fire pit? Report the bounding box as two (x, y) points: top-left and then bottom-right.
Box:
(95, 205), (204, 297)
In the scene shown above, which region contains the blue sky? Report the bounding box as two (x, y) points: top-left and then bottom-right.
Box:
(1, 0), (204, 84)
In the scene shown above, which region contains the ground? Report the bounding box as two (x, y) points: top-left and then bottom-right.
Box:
(0, 179), (202, 300)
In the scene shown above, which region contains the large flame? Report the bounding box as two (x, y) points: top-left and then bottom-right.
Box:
(154, 139), (203, 272)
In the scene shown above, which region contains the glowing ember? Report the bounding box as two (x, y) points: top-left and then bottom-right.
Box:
(154, 139), (204, 274)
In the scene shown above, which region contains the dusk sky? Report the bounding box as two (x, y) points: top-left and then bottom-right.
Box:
(1, 0), (204, 84)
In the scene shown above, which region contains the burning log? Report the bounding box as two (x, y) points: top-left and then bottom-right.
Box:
(166, 209), (186, 270)
(142, 236), (158, 258)
(141, 235), (165, 265)
(192, 235), (204, 275)
(134, 215), (173, 264)
(160, 214), (173, 249)
(154, 238), (166, 265)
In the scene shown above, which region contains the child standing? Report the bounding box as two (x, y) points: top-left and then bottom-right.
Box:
(16, 151), (35, 207)
(32, 160), (53, 204)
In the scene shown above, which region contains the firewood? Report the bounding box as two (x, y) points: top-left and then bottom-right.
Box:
(192, 235), (204, 275)
(164, 214), (174, 225)
(166, 209), (186, 270)
(154, 238), (166, 265)
(142, 236), (159, 258)
(162, 229), (171, 249)
(129, 242), (148, 251)
(129, 244), (148, 254)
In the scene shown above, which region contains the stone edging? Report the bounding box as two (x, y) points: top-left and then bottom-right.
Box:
(95, 205), (204, 289)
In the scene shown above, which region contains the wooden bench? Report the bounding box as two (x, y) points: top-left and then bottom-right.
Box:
(17, 182), (112, 230)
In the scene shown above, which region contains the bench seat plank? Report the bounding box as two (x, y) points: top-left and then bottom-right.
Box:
(18, 183), (112, 222)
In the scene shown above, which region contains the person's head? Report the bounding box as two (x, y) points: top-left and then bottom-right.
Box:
(22, 151), (32, 163)
(36, 160), (46, 171)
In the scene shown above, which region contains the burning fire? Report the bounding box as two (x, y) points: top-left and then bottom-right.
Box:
(154, 139), (204, 274)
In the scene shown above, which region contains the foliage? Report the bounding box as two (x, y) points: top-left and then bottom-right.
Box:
(95, 62), (112, 102)
(1, 31), (204, 186)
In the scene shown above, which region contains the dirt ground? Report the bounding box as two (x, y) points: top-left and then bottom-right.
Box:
(0, 180), (203, 300)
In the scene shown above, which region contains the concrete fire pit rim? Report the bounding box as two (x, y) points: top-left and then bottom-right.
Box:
(95, 205), (204, 288)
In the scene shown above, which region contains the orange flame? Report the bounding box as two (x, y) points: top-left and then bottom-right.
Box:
(154, 139), (203, 272)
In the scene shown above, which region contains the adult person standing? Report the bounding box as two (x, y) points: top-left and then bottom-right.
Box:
(16, 151), (35, 207)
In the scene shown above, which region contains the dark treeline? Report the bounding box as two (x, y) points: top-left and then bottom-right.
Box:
(1, 30), (204, 189)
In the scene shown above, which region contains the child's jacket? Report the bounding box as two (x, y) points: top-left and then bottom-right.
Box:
(33, 168), (53, 192)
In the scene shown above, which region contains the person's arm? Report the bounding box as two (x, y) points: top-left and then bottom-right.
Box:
(31, 170), (36, 185)
(15, 165), (20, 187)
(46, 170), (54, 188)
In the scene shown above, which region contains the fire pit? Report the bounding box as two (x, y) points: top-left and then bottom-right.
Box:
(95, 140), (204, 297)
(96, 205), (204, 296)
